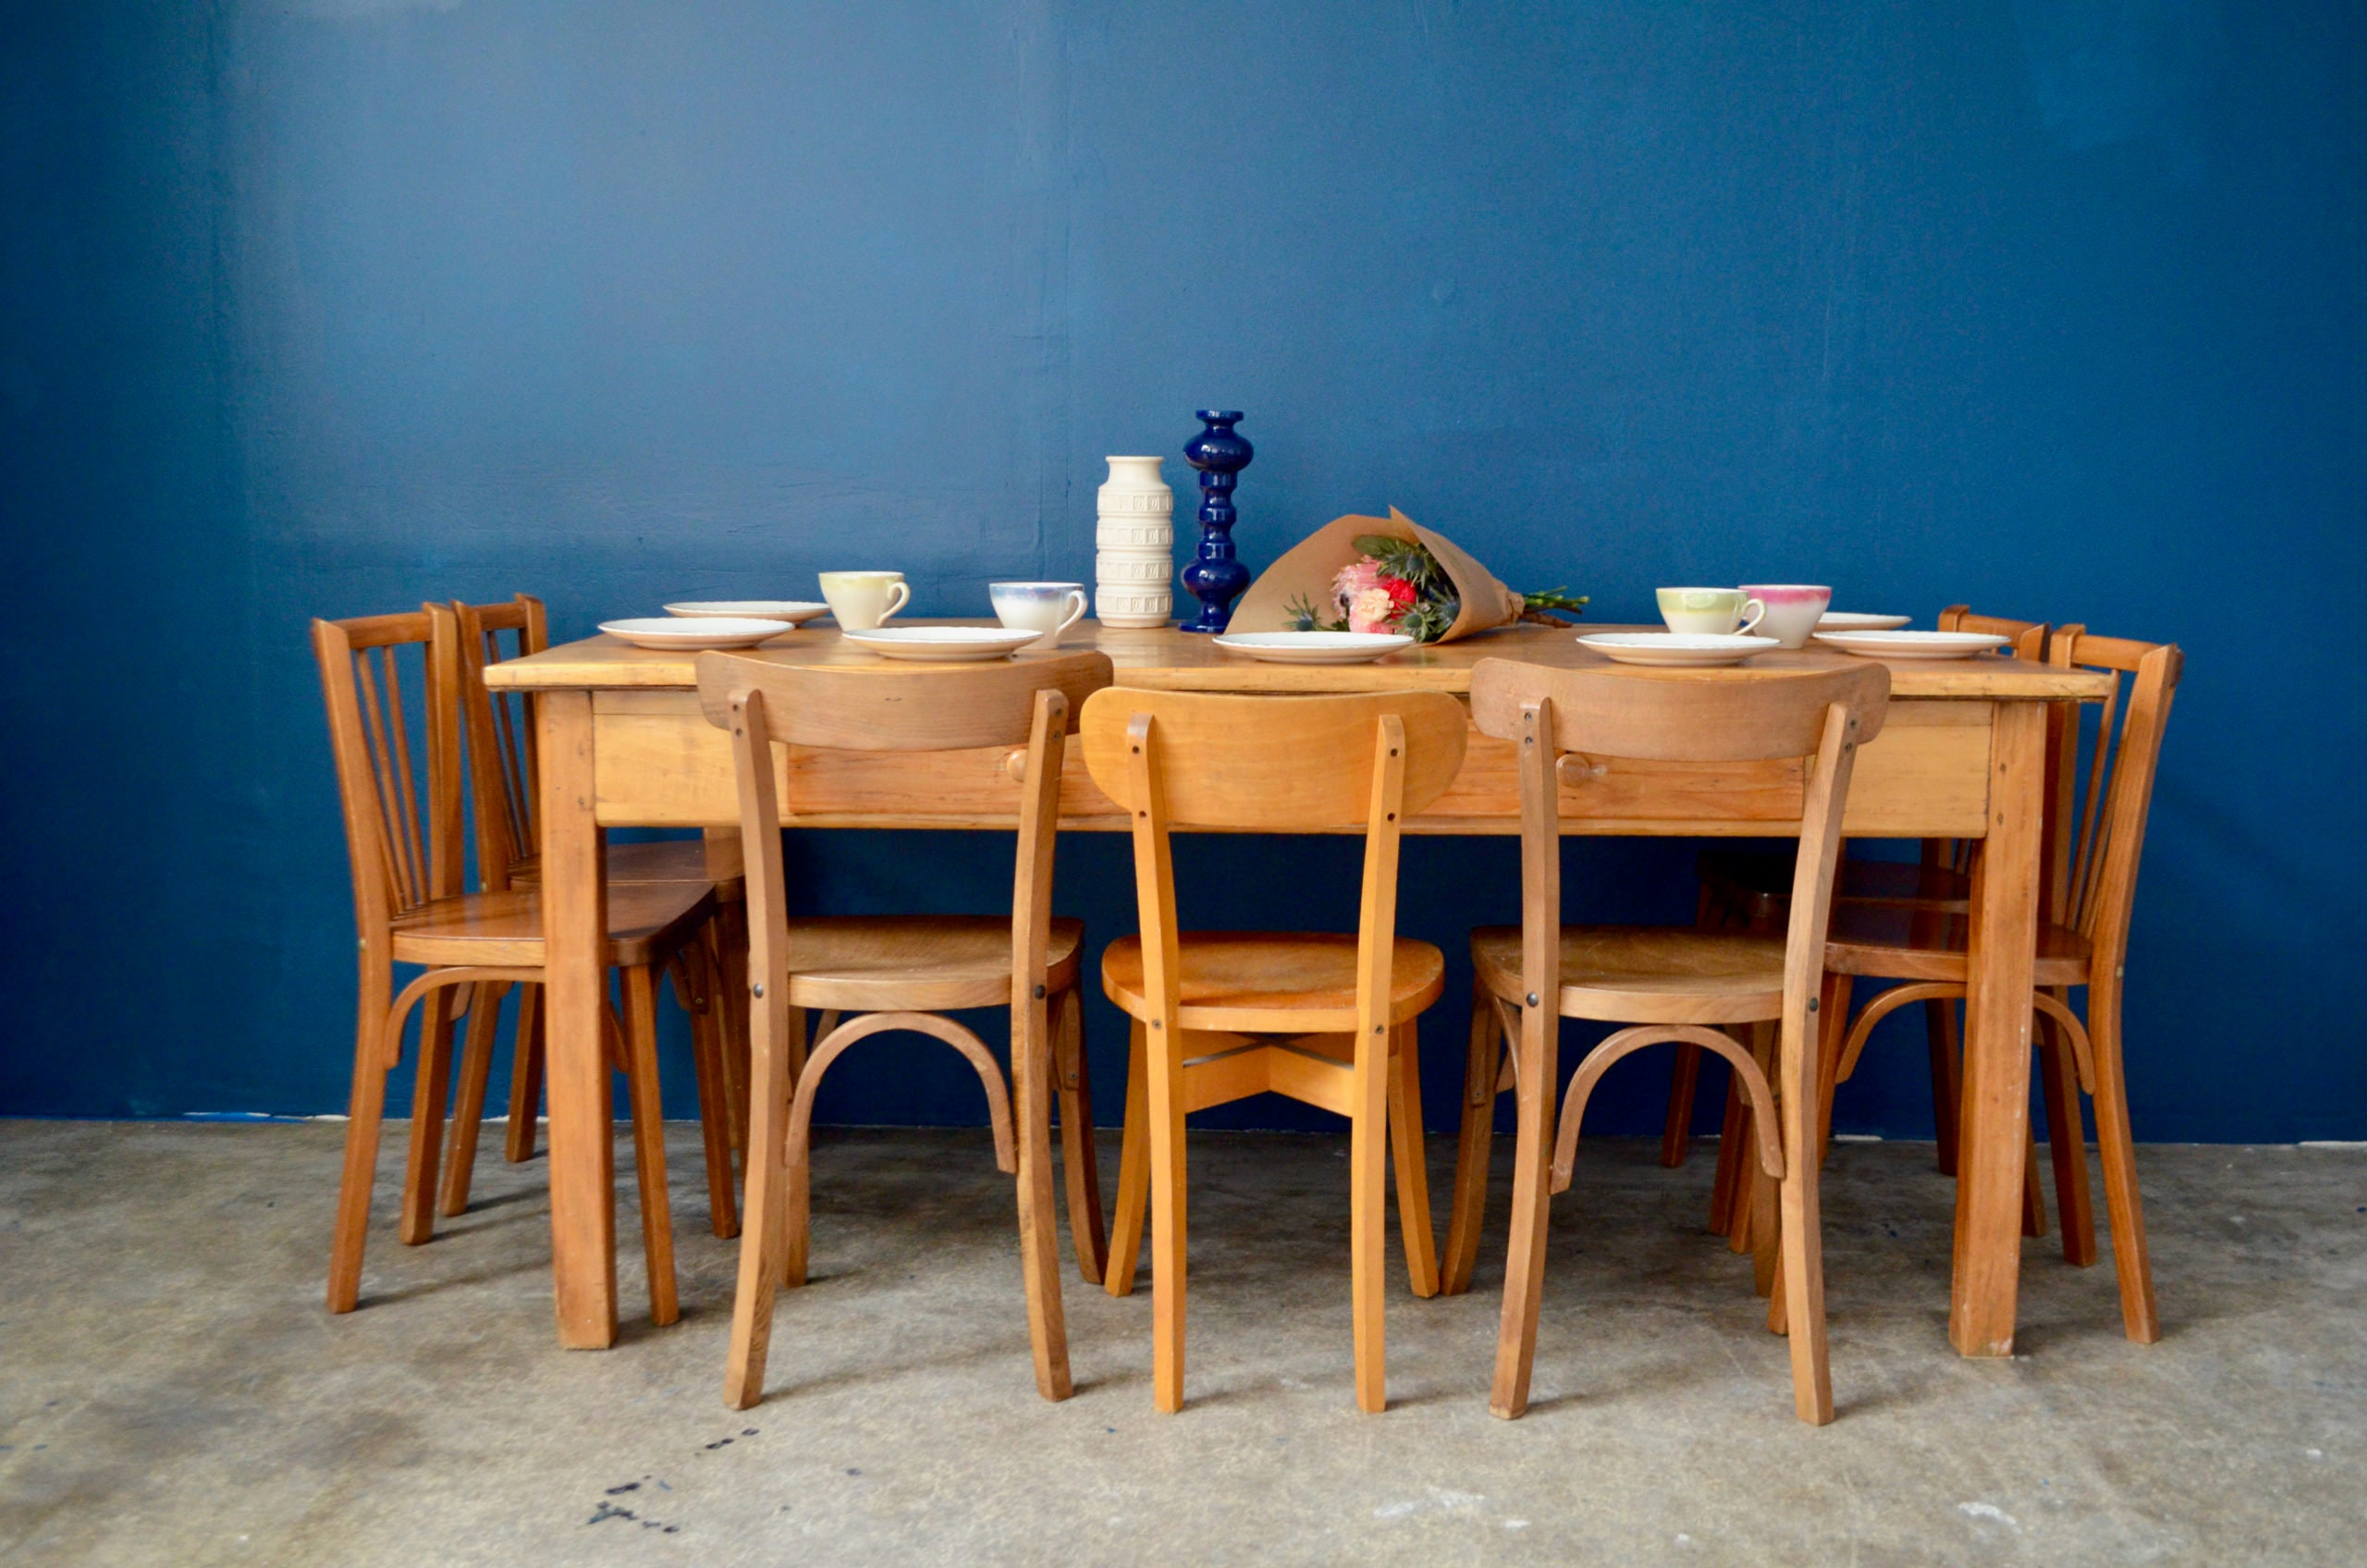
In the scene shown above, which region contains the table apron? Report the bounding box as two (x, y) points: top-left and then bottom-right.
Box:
(589, 692), (1995, 839)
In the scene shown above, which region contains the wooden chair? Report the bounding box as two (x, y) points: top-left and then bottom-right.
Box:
(1665, 609), (2056, 1197)
(1079, 688), (1467, 1415)
(313, 607), (722, 1324)
(435, 595), (751, 1238)
(1820, 630), (2179, 1342)
(699, 651), (1114, 1409)
(1448, 657), (1889, 1424)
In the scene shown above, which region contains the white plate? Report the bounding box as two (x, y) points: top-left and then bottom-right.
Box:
(1578, 632), (1781, 668)
(840, 626), (1043, 662)
(599, 617), (791, 651)
(662, 600), (830, 625)
(1210, 631), (1416, 665)
(1813, 630), (2009, 660)
(1817, 612), (1913, 631)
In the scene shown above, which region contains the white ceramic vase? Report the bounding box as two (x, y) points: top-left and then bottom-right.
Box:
(1095, 455), (1174, 628)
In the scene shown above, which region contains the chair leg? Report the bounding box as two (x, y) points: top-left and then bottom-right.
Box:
(1054, 986), (1108, 1286)
(1104, 1020), (1151, 1299)
(1349, 1020), (1392, 1414)
(1662, 1044), (1703, 1169)
(681, 949), (742, 1241)
(1775, 1020), (1835, 1425)
(1926, 993), (1963, 1177)
(1441, 986), (1501, 1295)
(438, 982), (509, 1217)
(1488, 1002), (1559, 1420)
(2022, 1126), (2050, 1239)
(1747, 1024), (1780, 1297)
(326, 982), (394, 1314)
(779, 1009), (812, 1290)
(2088, 997), (2159, 1342)
(725, 968), (798, 1409)
(1012, 992), (1074, 1402)
(2038, 994), (2097, 1267)
(1147, 1014), (1190, 1414)
(1388, 1020), (1440, 1300)
(712, 908), (753, 1162)
(1814, 974), (1853, 1163)
(399, 987), (460, 1246)
(504, 985), (545, 1163)
(619, 963), (680, 1328)
(1709, 1047), (1750, 1239)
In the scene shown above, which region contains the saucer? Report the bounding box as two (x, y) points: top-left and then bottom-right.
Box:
(662, 600), (830, 625)
(840, 626), (1043, 662)
(1816, 612), (1912, 631)
(1813, 630), (2010, 660)
(1577, 632), (1780, 668)
(1210, 631), (1417, 665)
(599, 617), (791, 651)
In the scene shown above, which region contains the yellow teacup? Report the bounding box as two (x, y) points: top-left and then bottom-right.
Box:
(1656, 587), (1766, 637)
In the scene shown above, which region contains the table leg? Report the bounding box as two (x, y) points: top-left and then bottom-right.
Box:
(541, 690), (618, 1348)
(1950, 700), (2043, 1357)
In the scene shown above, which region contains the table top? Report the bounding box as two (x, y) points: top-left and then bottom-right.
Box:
(485, 621), (2116, 700)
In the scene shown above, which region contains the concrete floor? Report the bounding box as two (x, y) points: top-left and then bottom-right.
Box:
(0, 1121), (2361, 1566)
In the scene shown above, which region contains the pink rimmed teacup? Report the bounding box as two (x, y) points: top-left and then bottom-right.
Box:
(1737, 584), (1834, 649)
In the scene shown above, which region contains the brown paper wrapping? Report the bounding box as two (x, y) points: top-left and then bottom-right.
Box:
(1229, 508), (1526, 643)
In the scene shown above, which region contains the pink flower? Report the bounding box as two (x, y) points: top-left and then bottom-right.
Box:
(1332, 557), (1385, 619)
(1347, 586), (1399, 634)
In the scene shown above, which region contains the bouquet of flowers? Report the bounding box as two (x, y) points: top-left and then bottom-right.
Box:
(1283, 533), (1588, 643)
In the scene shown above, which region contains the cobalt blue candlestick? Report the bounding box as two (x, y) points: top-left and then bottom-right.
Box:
(1179, 410), (1255, 632)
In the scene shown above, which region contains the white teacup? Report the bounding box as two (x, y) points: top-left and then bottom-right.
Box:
(1737, 584), (1833, 649)
(1657, 586), (1766, 637)
(818, 571), (910, 631)
(990, 581), (1088, 650)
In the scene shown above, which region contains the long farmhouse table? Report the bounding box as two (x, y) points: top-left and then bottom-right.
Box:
(485, 622), (2115, 1360)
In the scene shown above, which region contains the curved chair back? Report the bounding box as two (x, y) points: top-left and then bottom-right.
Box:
(2050, 632), (2181, 972)
(1469, 660), (1889, 762)
(312, 607), (465, 949)
(450, 594), (548, 890)
(1079, 689), (1467, 829)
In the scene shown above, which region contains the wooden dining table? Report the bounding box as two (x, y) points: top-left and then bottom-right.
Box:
(485, 621), (2115, 1359)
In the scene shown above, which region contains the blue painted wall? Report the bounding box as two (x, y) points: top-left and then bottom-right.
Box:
(4, 1), (2361, 1141)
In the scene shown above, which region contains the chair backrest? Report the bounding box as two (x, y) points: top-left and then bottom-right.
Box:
(2049, 631), (2181, 971)
(1078, 688), (1469, 1040)
(313, 607), (465, 948)
(696, 652), (1114, 1048)
(451, 594), (548, 890)
(1938, 605), (2051, 661)
(1468, 658), (1889, 1030)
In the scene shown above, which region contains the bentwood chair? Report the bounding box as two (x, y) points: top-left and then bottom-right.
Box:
(1080, 688), (1468, 1415)
(435, 594), (749, 1237)
(1666, 609), (2055, 1200)
(1821, 630), (2180, 1341)
(1447, 657), (1888, 1424)
(313, 607), (723, 1324)
(698, 650), (1113, 1409)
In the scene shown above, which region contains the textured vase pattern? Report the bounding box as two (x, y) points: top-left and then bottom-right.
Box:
(1095, 456), (1174, 627)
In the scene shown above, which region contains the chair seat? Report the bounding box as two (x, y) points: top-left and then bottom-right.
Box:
(1821, 904), (2091, 985)
(783, 916), (1084, 1012)
(1697, 849), (1971, 924)
(388, 880), (717, 970)
(1099, 933), (1444, 1034)
(508, 839), (746, 902)
(1471, 925), (1789, 1025)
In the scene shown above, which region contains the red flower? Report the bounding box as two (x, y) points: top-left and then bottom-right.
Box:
(1382, 576), (1417, 611)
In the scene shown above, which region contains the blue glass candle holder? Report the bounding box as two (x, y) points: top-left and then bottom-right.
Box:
(1178, 410), (1255, 633)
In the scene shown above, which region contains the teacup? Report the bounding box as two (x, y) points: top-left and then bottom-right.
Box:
(818, 570), (910, 631)
(1657, 587), (1766, 637)
(989, 581), (1089, 650)
(1736, 584), (1833, 649)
